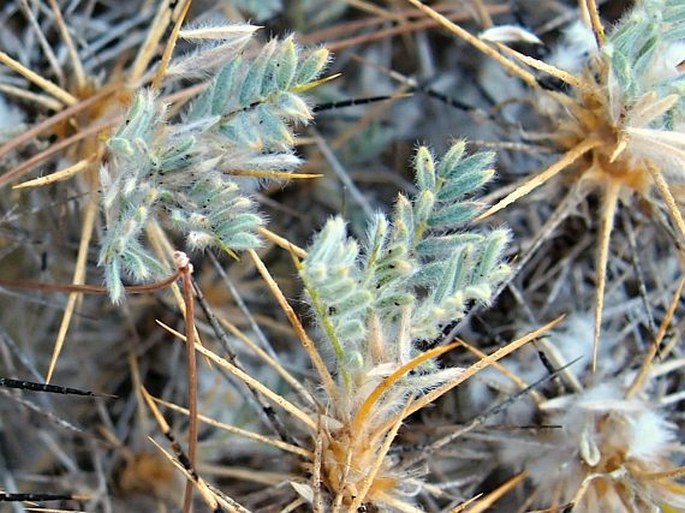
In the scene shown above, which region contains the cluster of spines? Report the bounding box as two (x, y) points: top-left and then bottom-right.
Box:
(300, 141), (510, 377)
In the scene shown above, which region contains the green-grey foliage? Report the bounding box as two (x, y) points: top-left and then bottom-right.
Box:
(605, 0), (685, 122)
(299, 142), (510, 381)
(99, 31), (329, 303)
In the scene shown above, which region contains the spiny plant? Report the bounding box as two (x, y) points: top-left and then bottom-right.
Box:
(493, 281), (685, 512)
(299, 142), (509, 390)
(3, 2), (681, 512)
(296, 141), (510, 508)
(404, 0), (685, 370)
(147, 141), (560, 512)
(0, 0), (330, 381)
(96, 34), (329, 511)
(0, 1), (210, 386)
(0, 3), (329, 510)
(99, 35), (329, 303)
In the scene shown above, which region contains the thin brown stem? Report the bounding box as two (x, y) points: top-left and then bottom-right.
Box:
(323, 5), (508, 52)
(464, 472), (528, 513)
(626, 277), (685, 398)
(257, 227), (307, 258)
(0, 86), (118, 162)
(188, 336), (317, 430)
(47, 0), (87, 89)
(0, 270), (181, 295)
(0, 50), (77, 106)
(13, 158), (92, 189)
(141, 387), (244, 512)
(384, 316), (564, 429)
(19, 0), (64, 85)
(152, 0), (192, 90)
(153, 397), (312, 458)
(650, 165), (685, 242)
(476, 138), (601, 221)
(592, 181), (620, 373)
(175, 252), (198, 513)
(130, 0), (173, 84)
(0, 83), (63, 111)
(456, 338), (544, 404)
(248, 249), (337, 402)
(0, 116), (118, 189)
(47, 191), (98, 382)
(403, 0), (538, 89)
(495, 42), (586, 90)
(583, 0), (606, 47)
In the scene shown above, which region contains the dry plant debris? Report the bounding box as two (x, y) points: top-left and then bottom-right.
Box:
(0, 0), (683, 512)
